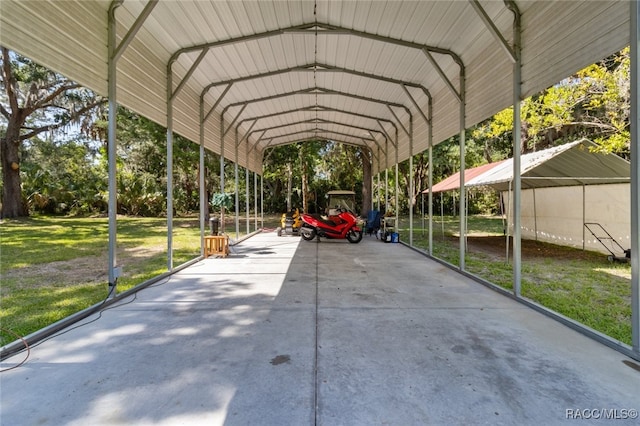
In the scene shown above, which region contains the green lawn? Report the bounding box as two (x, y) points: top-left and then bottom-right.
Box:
(398, 215), (632, 345)
(1, 214), (632, 347)
(1, 216), (200, 346)
(0, 214), (280, 347)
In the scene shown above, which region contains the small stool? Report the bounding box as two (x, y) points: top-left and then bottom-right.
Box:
(204, 235), (229, 258)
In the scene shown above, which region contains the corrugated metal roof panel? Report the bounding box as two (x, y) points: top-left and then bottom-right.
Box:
(0, 0), (632, 174)
(426, 161), (507, 194)
(466, 140), (631, 191)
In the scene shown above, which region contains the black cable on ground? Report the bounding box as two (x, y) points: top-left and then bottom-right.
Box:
(0, 275), (173, 370)
(0, 329), (30, 372)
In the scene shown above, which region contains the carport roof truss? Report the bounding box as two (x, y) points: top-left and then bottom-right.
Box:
(0, 0), (630, 174)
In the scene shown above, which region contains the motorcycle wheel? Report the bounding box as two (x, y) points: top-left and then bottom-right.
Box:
(346, 228), (363, 243)
(301, 227), (316, 241)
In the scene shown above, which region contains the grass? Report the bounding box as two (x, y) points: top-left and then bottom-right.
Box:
(398, 215), (632, 345)
(0, 215), (270, 346)
(1, 213), (632, 347)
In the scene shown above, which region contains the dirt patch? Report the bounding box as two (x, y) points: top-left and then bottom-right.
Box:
(443, 234), (609, 263)
(4, 245), (164, 290)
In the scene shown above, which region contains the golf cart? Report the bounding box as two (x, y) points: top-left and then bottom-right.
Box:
(326, 190), (357, 216)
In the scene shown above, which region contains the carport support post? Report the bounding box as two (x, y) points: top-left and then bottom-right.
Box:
(246, 154), (250, 235)
(199, 92), (206, 256)
(166, 69), (174, 271)
(395, 139), (399, 235)
(428, 97), (433, 256)
(107, 3), (119, 298)
(235, 130), (240, 240)
(254, 171), (258, 231)
(377, 151), (381, 211)
(409, 115), (414, 246)
(220, 113), (226, 234)
(107, 0), (158, 291)
(459, 70), (466, 271)
(385, 139), (389, 213)
(511, 4), (523, 296)
(630, 0), (640, 354)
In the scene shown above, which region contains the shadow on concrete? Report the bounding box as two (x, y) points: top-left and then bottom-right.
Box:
(2, 232), (639, 425)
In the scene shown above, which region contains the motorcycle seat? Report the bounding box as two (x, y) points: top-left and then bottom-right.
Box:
(308, 213), (342, 227)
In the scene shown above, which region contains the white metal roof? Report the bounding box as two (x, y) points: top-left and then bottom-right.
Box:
(0, 1), (631, 174)
(466, 139), (631, 191)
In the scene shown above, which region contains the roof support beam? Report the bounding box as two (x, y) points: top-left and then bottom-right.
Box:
(239, 105), (397, 146)
(402, 85), (430, 125)
(203, 62), (426, 166)
(377, 119), (394, 147)
(112, 0), (158, 63)
(173, 21), (460, 64)
(238, 105), (396, 133)
(238, 119), (258, 145)
(250, 118), (385, 141)
(172, 47), (209, 100)
(283, 23), (463, 98)
(468, 0), (517, 63)
(268, 121), (384, 160)
(387, 106), (410, 138)
(202, 63), (426, 161)
(220, 87), (409, 160)
(266, 128), (376, 147)
(200, 62), (430, 95)
(235, 105), (390, 158)
(223, 87), (410, 117)
(168, 22), (454, 171)
(247, 130), (267, 155)
(169, 21), (460, 112)
(253, 120), (383, 150)
(421, 47), (462, 103)
(223, 104), (247, 137)
(204, 83), (233, 122)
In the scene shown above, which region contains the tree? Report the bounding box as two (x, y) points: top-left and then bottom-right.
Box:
(21, 135), (106, 215)
(473, 48), (630, 159)
(299, 140), (325, 213)
(0, 47), (105, 218)
(263, 144), (302, 212)
(360, 147), (372, 215)
(105, 106), (221, 217)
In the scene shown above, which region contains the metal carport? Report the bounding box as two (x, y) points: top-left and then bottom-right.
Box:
(0, 0), (638, 360)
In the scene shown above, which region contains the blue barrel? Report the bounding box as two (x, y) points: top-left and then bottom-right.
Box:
(391, 232), (399, 243)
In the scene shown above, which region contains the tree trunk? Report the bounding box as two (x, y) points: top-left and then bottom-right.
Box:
(1, 123), (27, 218)
(301, 161), (308, 214)
(286, 162), (292, 211)
(361, 148), (372, 216)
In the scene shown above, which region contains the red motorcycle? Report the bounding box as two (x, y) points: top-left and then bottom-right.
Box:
(300, 208), (363, 243)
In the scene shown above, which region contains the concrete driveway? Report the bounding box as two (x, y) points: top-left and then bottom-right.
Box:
(1, 231), (639, 425)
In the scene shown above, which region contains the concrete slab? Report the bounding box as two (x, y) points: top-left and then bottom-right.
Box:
(1, 232), (639, 425)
